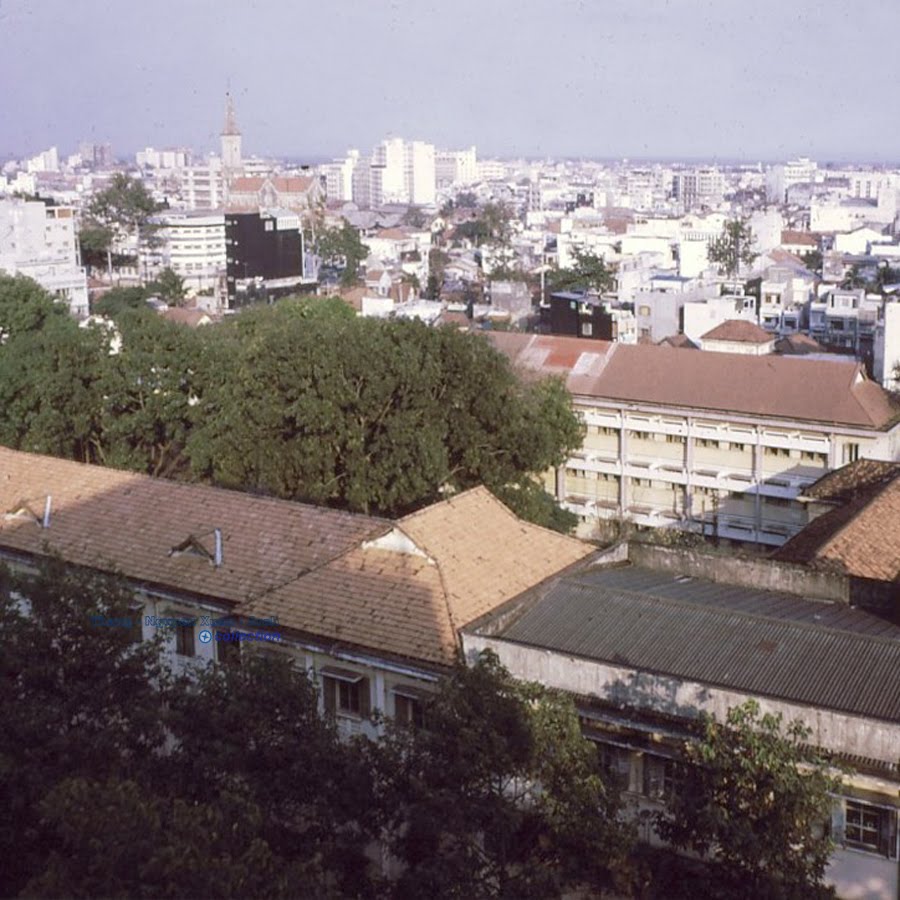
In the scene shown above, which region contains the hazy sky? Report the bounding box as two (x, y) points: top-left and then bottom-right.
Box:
(1, 0), (898, 163)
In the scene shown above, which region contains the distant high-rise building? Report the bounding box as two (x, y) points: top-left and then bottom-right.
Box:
(369, 138), (436, 207)
(672, 167), (724, 209)
(77, 142), (114, 169)
(435, 146), (477, 188)
(766, 158), (817, 204)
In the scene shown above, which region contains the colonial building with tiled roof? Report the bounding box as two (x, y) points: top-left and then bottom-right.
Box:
(773, 460), (900, 600)
(462, 541), (900, 900)
(487, 333), (900, 546)
(227, 175), (323, 213)
(0, 447), (595, 735)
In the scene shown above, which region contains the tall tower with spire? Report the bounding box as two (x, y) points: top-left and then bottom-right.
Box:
(221, 92), (243, 175)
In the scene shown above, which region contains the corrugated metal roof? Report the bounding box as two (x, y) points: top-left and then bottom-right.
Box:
(499, 567), (900, 723)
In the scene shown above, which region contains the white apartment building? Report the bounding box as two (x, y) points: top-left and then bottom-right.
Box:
(435, 147), (477, 188)
(874, 299), (900, 391)
(369, 138), (436, 206)
(180, 158), (225, 210)
(489, 334), (900, 546)
(321, 151), (358, 202)
(766, 157), (818, 204)
(136, 147), (191, 169)
(672, 167), (724, 209)
(0, 198), (88, 317)
(405, 141), (435, 205)
(140, 211), (226, 294)
(25, 146), (59, 174)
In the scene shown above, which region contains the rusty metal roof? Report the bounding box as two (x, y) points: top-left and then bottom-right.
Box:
(496, 565), (900, 722)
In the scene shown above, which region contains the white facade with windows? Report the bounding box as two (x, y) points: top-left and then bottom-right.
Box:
(141, 211), (226, 294)
(0, 199), (88, 317)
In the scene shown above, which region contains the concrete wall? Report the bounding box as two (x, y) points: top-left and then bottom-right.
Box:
(626, 543), (850, 602)
(462, 632), (900, 767)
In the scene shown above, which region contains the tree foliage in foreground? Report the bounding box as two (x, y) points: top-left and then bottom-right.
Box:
(371, 652), (635, 898)
(2, 564), (635, 898)
(655, 700), (840, 899)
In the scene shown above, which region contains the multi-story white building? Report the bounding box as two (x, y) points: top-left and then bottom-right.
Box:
(140, 211), (226, 295)
(0, 198), (88, 317)
(405, 140), (435, 205)
(25, 146), (59, 174)
(179, 157), (225, 211)
(874, 299), (900, 391)
(136, 147), (191, 169)
(767, 157), (818, 204)
(321, 151), (358, 202)
(369, 138), (436, 206)
(435, 146), (477, 188)
(489, 333), (900, 546)
(672, 167), (724, 209)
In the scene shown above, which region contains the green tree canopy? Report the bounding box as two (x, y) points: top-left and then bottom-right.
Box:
(149, 266), (186, 304)
(314, 219), (370, 287)
(371, 651), (635, 898)
(655, 699), (841, 899)
(187, 312), (582, 525)
(546, 249), (615, 296)
(0, 272), (69, 342)
(0, 561), (167, 895)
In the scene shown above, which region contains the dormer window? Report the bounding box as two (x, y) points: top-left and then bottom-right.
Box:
(168, 528), (223, 567)
(4, 496), (51, 528)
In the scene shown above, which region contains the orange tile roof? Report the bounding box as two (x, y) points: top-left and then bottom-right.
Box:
(773, 473), (900, 583)
(487, 333), (900, 429)
(701, 320), (774, 344)
(781, 230), (817, 246)
(0, 450), (594, 667)
(230, 176), (316, 194)
(0, 448), (388, 607)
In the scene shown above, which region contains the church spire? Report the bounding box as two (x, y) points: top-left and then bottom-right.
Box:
(222, 92), (240, 137)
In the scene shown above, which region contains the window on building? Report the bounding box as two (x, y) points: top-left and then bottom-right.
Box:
(643, 754), (684, 802)
(175, 619), (195, 657)
(582, 322), (593, 337)
(392, 685), (429, 728)
(638, 305), (651, 317)
(129, 606), (144, 644)
(321, 667), (370, 718)
(598, 744), (632, 791)
(842, 443), (860, 465)
(843, 800), (898, 858)
(215, 628), (241, 666)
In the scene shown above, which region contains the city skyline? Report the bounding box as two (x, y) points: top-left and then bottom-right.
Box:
(2, 0), (899, 163)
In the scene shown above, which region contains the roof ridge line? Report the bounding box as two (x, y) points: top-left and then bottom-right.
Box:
(241, 521), (393, 607)
(396, 523), (461, 651)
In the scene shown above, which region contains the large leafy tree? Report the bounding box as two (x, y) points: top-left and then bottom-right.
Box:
(0, 561), (167, 896)
(655, 700), (841, 899)
(96, 307), (203, 477)
(25, 777), (297, 899)
(81, 173), (162, 276)
(163, 653), (379, 897)
(371, 652), (635, 898)
(188, 311), (582, 526)
(314, 219), (370, 287)
(546, 248), (615, 295)
(0, 272), (69, 342)
(0, 311), (107, 462)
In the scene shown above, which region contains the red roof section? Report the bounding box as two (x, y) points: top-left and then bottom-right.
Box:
(701, 320), (774, 344)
